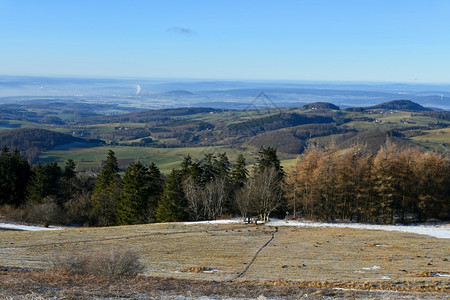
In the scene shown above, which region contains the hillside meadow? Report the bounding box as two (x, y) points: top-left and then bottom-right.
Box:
(38, 144), (297, 174)
(0, 222), (448, 295)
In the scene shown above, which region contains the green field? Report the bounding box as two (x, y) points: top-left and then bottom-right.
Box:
(410, 128), (450, 152)
(39, 145), (260, 174)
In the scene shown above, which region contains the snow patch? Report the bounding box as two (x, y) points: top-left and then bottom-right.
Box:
(0, 222), (66, 231)
(362, 266), (380, 270)
(265, 219), (450, 239)
(183, 219), (242, 225)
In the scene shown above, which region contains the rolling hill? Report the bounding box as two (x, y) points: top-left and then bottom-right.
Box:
(0, 128), (104, 162)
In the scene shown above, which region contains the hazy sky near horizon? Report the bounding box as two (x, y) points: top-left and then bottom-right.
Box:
(1, 0), (449, 83)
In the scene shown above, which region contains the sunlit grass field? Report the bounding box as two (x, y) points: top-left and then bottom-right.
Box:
(39, 145), (257, 174)
(0, 222), (448, 292)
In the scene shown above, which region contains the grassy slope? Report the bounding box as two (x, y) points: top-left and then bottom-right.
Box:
(410, 127), (450, 152)
(0, 223), (448, 292)
(39, 145), (257, 174)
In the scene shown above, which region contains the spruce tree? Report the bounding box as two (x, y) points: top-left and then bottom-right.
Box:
(200, 153), (217, 184)
(156, 169), (187, 222)
(254, 146), (283, 175)
(90, 150), (122, 226)
(214, 152), (231, 179)
(0, 147), (31, 206)
(26, 162), (62, 204)
(230, 154), (248, 187)
(60, 159), (77, 205)
(63, 159), (76, 180)
(146, 162), (164, 220)
(116, 161), (150, 225)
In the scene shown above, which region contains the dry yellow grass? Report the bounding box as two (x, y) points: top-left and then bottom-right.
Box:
(0, 222), (449, 292)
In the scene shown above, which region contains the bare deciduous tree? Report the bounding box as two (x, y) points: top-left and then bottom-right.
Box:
(183, 176), (204, 221)
(235, 166), (283, 222)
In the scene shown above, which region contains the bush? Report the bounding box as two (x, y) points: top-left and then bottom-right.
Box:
(29, 196), (62, 227)
(51, 249), (144, 278)
(0, 205), (27, 222)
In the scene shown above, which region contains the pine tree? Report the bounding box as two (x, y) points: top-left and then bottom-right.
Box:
(60, 159), (77, 205)
(146, 162), (164, 221)
(200, 153), (217, 184)
(230, 154), (248, 187)
(214, 152), (231, 179)
(63, 159), (76, 180)
(26, 162), (62, 204)
(116, 161), (151, 225)
(90, 150), (122, 226)
(0, 147), (31, 206)
(180, 154), (193, 175)
(156, 169), (187, 222)
(254, 146), (283, 176)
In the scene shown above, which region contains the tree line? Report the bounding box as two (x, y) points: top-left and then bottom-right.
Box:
(285, 141), (450, 223)
(1, 142), (449, 227)
(0, 145), (286, 226)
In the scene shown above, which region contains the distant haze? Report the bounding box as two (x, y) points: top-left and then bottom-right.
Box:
(0, 76), (449, 111)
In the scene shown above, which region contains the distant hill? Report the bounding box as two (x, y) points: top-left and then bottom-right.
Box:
(246, 124), (347, 154)
(227, 113), (334, 135)
(367, 100), (431, 111)
(329, 129), (422, 153)
(162, 90), (194, 96)
(74, 107), (223, 125)
(0, 128), (103, 162)
(303, 102), (340, 110)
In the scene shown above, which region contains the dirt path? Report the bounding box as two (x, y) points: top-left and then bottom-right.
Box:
(230, 227), (278, 281)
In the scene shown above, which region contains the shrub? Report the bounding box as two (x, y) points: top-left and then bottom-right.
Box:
(52, 249), (144, 278)
(29, 196), (62, 227)
(0, 204), (27, 222)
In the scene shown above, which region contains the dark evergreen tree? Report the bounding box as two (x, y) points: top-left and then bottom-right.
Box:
(116, 161), (151, 225)
(63, 159), (76, 180)
(26, 162), (62, 204)
(0, 147), (31, 206)
(187, 161), (203, 183)
(180, 154), (193, 175)
(60, 159), (77, 205)
(90, 150), (122, 226)
(156, 169), (187, 222)
(200, 153), (217, 184)
(230, 154), (248, 187)
(146, 162), (164, 220)
(254, 146), (284, 177)
(214, 152), (231, 179)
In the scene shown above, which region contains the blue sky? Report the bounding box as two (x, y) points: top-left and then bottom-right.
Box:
(1, 0), (449, 83)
